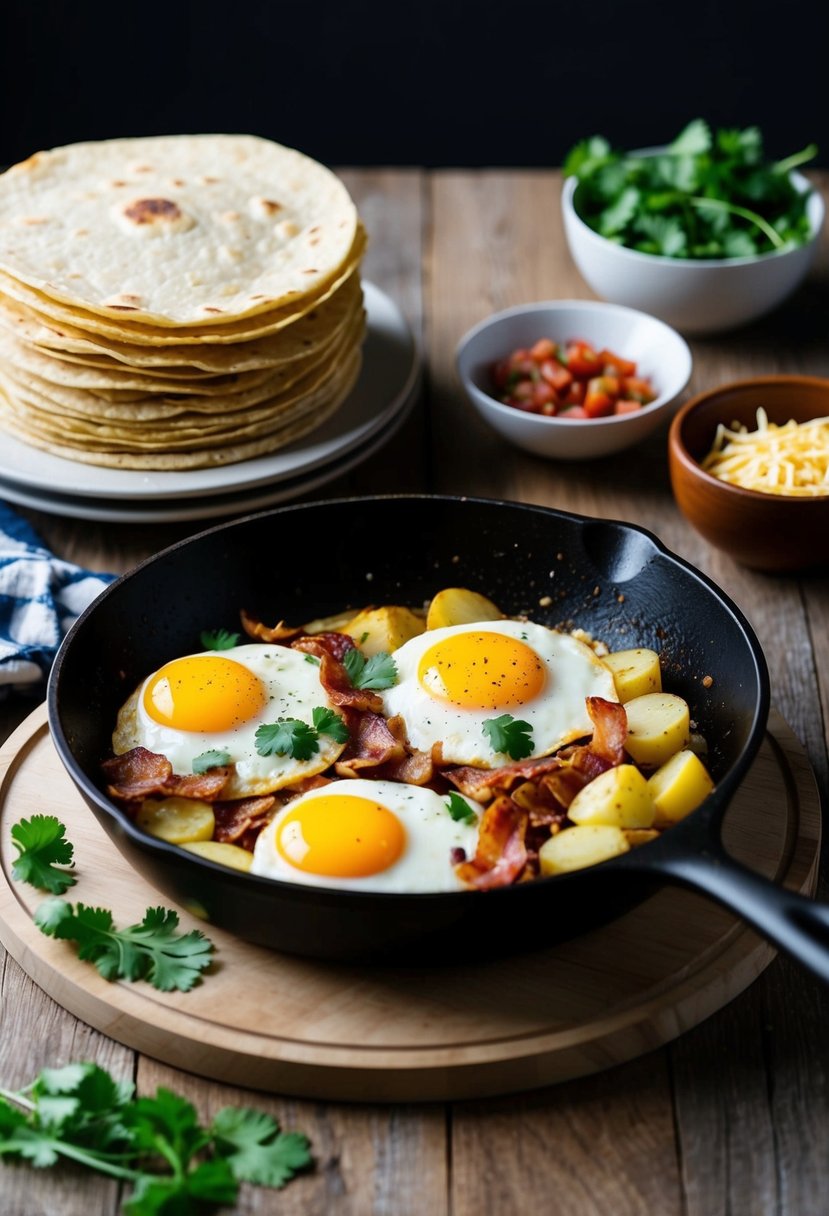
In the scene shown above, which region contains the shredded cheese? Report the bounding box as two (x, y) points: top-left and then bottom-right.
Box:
(701, 408), (829, 496)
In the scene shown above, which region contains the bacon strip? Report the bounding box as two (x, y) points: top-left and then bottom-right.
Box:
(454, 795), (528, 890)
(335, 711), (404, 777)
(445, 754), (563, 801)
(240, 608), (301, 643)
(292, 631), (356, 662)
(102, 747), (233, 802)
(292, 637), (383, 713)
(213, 795), (276, 843)
(586, 696), (628, 766)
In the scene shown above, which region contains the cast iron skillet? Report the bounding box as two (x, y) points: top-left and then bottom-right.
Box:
(48, 495), (829, 978)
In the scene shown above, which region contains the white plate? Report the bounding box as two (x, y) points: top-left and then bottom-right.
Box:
(0, 281), (420, 501)
(0, 378), (420, 523)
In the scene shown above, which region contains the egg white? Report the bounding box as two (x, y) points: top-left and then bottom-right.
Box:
(381, 619), (618, 768)
(112, 643), (347, 798)
(250, 778), (481, 892)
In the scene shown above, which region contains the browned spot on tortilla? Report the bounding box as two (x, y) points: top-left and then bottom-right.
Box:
(171, 178), (185, 187)
(202, 306), (224, 314)
(309, 225), (320, 233)
(303, 268), (318, 274)
(260, 199), (282, 214)
(249, 293), (266, 300)
(310, 237), (320, 245)
(111, 180), (127, 187)
(108, 305), (139, 311)
(202, 176), (220, 184)
(124, 198), (182, 224)
(21, 216), (49, 225)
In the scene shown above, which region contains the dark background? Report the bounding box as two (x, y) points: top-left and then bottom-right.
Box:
(1, 0), (826, 169)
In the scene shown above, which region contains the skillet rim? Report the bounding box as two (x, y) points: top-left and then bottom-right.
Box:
(47, 491), (771, 904)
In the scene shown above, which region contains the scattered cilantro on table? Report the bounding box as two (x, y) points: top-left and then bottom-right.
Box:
(34, 901), (214, 992)
(0, 1061), (311, 1214)
(343, 648), (398, 690)
(482, 714), (534, 761)
(10, 815), (76, 895)
(255, 706), (349, 760)
(564, 119), (818, 258)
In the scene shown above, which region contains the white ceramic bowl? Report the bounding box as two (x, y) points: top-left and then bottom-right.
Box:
(455, 299), (693, 461)
(562, 165), (824, 335)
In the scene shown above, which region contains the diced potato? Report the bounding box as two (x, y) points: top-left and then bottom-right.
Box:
(180, 840), (254, 872)
(602, 648), (662, 703)
(425, 587), (504, 630)
(647, 749), (715, 826)
(342, 605), (426, 656)
(568, 764), (655, 829)
(302, 608), (360, 635)
(539, 825), (630, 875)
(136, 797), (215, 844)
(623, 829), (660, 847)
(624, 692), (690, 768)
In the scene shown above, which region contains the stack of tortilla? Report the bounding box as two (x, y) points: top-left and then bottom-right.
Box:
(0, 135), (366, 469)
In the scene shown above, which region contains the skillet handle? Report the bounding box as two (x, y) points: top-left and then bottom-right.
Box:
(654, 847), (829, 985)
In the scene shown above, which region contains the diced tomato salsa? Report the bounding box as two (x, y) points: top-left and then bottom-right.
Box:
(491, 338), (657, 419)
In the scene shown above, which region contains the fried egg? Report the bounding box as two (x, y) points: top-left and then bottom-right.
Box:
(381, 619), (618, 768)
(112, 643), (347, 798)
(250, 778), (481, 892)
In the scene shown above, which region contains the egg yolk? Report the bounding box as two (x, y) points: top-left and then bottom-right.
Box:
(417, 630), (546, 710)
(143, 655), (267, 733)
(276, 794), (406, 877)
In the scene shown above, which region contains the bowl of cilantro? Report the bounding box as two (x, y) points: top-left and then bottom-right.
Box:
(561, 120), (824, 334)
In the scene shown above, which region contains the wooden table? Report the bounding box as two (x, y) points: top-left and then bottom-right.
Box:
(1, 169), (828, 1215)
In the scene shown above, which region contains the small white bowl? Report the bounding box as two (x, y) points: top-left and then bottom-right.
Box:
(456, 298), (692, 461)
(562, 165), (824, 335)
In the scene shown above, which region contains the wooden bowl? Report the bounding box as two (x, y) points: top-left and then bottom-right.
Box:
(668, 376), (829, 572)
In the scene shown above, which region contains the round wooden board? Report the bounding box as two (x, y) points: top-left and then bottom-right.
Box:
(0, 704), (820, 1103)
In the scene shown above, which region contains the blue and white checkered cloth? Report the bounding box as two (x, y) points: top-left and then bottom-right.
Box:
(0, 502), (116, 695)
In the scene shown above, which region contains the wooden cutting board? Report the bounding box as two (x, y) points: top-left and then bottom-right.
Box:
(0, 703), (820, 1103)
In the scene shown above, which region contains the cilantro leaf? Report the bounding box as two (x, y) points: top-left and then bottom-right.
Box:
(482, 714), (534, 760)
(34, 900), (214, 992)
(211, 1106), (312, 1187)
(598, 186), (640, 237)
(669, 118), (711, 156)
(343, 648), (398, 690)
(200, 628), (240, 651)
(10, 815), (76, 895)
(192, 750), (231, 774)
(445, 792), (478, 826)
(0, 1061), (311, 1211)
(311, 706), (349, 743)
(255, 719), (319, 761)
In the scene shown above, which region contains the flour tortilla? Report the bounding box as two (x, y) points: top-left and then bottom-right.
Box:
(0, 227), (366, 345)
(0, 349), (362, 468)
(0, 135), (360, 325)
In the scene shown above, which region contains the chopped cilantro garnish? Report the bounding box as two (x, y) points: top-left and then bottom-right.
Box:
(343, 648), (397, 690)
(311, 706), (349, 743)
(482, 714), (534, 760)
(192, 750), (231, 774)
(445, 792), (478, 825)
(200, 628), (240, 651)
(255, 707), (348, 760)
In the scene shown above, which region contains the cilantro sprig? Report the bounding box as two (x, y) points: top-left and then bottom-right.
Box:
(482, 714), (535, 761)
(564, 119), (818, 259)
(445, 792), (479, 826)
(34, 900), (214, 992)
(343, 648), (398, 690)
(10, 816), (76, 895)
(255, 706), (349, 760)
(0, 1061), (311, 1213)
(200, 628), (240, 651)
(192, 749), (231, 774)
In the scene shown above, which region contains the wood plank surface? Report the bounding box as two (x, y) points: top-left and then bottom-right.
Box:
(0, 167), (827, 1215)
